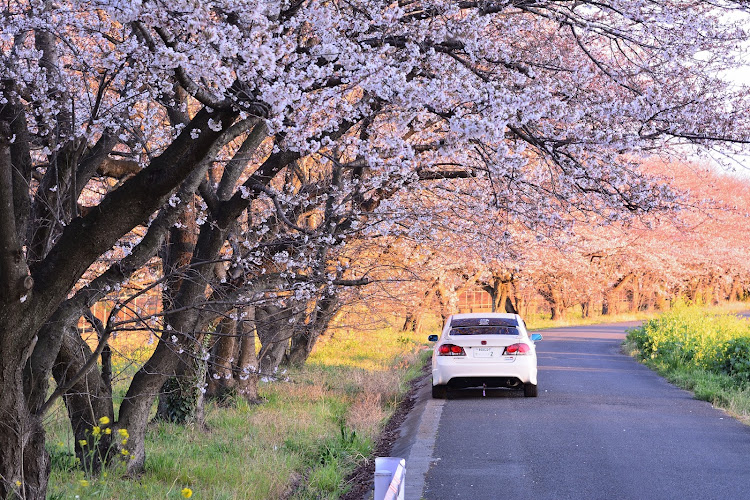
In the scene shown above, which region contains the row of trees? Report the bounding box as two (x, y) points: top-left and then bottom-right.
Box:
(384, 161), (750, 324)
(2, 1), (750, 497)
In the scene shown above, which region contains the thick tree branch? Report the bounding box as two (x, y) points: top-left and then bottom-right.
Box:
(0, 121), (31, 302)
(29, 107), (238, 320)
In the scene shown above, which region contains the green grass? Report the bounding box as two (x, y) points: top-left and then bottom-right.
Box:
(524, 310), (653, 330)
(45, 317), (434, 499)
(625, 302), (750, 424)
(522, 300), (750, 331)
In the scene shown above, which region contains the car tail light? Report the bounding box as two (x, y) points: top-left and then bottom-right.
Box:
(504, 343), (530, 355)
(438, 344), (466, 356)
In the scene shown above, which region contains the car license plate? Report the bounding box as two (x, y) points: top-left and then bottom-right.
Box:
(473, 347), (493, 357)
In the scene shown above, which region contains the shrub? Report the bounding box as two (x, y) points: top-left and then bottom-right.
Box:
(627, 304), (750, 386)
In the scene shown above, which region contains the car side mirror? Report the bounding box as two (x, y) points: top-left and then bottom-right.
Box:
(428, 334), (439, 342)
(530, 333), (543, 342)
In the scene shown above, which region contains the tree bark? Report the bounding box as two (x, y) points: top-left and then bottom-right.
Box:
(630, 275), (641, 312)
(0, 335), (49, 499)
(401, 287), (432, 332)
(156, 201), (200, 422)
(0, 120), (50, 499)
(206, 316), (238, 400)
(234, 307), (260, 402)
(256, 304), (294, 376)
(537, 281), (566, 320)
(116, 341), (183, 475)
(401, 311), (419, 332)
(286, 293), (340, 367)
(581, 300), (591, 318)
(729, 276), (744, 302)
(550, 303), (564, 321)
(483, 272), (518, 314)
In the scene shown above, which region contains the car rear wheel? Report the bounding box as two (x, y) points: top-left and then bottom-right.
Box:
(432, 384), (448, 399)
(523, 383), (538, 397)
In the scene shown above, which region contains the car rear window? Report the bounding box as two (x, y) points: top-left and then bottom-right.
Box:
(450, 318), (518, 327)
(449, 326), (520, 336)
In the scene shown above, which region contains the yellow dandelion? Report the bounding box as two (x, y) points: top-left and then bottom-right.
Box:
(181, 487), (193, 498)
(118, 428), (129, 438)
(121, 439), (128, 445)
(14, 481), (21, 487)
(102, 472), (108, 478)
(98, 416), (110, 425)
(91, 426), (101, 436)
(78, 439), (87, 447)
(57, 441), (64, 447)
(120, 449), (129, 456)
(104, 428), (112, 435)
(79, 479), (89, 487)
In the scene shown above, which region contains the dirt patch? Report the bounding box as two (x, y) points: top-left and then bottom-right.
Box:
(339, 360), (430, 500)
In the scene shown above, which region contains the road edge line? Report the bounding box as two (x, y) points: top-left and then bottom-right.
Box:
(405, 398), (444, 499)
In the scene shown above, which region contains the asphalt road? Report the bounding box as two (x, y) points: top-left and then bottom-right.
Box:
(411, 322), (750, 500)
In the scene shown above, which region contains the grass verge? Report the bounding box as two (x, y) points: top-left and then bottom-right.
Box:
(624, 303), (750, 425)
(45, 318), (436, 499)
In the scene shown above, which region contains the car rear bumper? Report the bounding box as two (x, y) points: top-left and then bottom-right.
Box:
(432, 355), (537, 386)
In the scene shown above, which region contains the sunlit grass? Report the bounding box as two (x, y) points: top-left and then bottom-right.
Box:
(46, 314), (434, 499)
(524, 300), (750, 331)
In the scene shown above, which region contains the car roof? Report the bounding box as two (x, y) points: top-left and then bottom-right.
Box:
(448, 312), (519, 320)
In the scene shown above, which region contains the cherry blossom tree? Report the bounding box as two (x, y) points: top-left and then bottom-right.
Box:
(3, 0), (750, 497)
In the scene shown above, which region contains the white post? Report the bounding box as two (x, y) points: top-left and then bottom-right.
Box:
(374, 457), (406, 500)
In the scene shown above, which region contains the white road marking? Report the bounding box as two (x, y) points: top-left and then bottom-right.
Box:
(405, 398), (444, 499)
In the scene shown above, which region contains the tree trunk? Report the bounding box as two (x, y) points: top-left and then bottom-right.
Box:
(729, 276), (744, 302)
(155, 344), (207, 426)
(0, 343), (50, 499)
(207, 316), (238, 400)
(52, 326), (115, 473)
(655, 289), (670, 311)
(117, 341), (182, 475)
(0, 124), (50, 499)
(286, 294), (340, 367)
(0, 317), (49, 499)
(502, 283), (518, 314)
(495, 288), (509, 313)
(434, 282), (453, 323)
(402, 286), (432, 331)
(630, 275), (641, 313)
(550, 303), (564, 320)
(537, 282), (566, 320)
(256, 305), (294, 376)
(581, 300), (590, 318)
(401, 311), (418, 332)
(155, 202), (203, 423)
(1, 104), (241, 489)
(602, 274), (633, 316)
(234, 308), (260, 402)
(483, 272), (518, 314)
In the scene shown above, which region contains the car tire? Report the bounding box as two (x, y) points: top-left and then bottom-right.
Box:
(432, 384), (448, 399)
(524, 383), (538, 397)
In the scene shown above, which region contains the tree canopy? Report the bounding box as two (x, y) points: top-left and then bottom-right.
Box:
(2, 1), (750, 497)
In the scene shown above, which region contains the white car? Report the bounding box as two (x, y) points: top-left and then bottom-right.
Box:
(428, 312), (542, 398)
